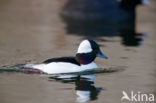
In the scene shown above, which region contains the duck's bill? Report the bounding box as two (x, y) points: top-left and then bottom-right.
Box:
(142, 0), (150, 7)
(97, 51), (108, 59)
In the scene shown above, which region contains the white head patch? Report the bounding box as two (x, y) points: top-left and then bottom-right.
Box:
(77, 40), (92, 53)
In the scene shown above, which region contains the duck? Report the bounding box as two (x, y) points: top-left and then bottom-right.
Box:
(61, 0), (150, 21)
(24, 40), (108, 74)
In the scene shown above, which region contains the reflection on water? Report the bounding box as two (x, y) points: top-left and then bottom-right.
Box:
(49, 74), (102, 103)
(61, 18), (145, 46)
(0, 64), (121, 102)
(60, 0), (146, 46)
(0, 0), (155, 103)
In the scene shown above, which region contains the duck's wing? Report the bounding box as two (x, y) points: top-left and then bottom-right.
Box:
(43, 57), (80, 66)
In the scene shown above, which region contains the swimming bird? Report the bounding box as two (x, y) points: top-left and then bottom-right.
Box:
(25, 40), (108, 74)
(61, 0), (150, 21)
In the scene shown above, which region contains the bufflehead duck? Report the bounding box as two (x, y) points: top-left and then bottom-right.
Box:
(61, 0), (150, 21)
(25, 40), (108, 74)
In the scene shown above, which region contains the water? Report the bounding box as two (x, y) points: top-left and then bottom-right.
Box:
(0, 0), (156, 103)
(0, 64), (122, 103)
(49, 74), (101, 103)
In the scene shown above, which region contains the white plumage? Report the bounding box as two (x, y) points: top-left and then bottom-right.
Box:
(24, 40), (107, 74)
(25, 62), (98, 74)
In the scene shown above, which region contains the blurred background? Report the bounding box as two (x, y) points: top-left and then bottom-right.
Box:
(0, 0), (155, 103)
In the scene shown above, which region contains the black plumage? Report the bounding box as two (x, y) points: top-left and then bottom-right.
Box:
(43, 57), (80, 66)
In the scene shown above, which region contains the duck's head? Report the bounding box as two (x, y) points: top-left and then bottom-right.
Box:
(76, 40), (108, 65)
(120, 0), (150, 10)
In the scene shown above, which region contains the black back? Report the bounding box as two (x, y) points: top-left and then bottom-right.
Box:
(120, 0), (141, 10)
(43, 57), (80, 66)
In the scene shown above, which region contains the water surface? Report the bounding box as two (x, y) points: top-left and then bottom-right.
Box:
(0, 0), (156, 103)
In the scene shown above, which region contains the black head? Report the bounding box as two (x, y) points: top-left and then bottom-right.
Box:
(76, 40), (108, 65)
(120, 0), (150, 10)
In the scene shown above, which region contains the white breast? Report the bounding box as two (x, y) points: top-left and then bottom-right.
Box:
(28, 62), (98, 74)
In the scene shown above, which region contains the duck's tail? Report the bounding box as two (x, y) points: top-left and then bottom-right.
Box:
(24, 63), (45, 69)
(24, 64), (35, 68)
(23, 64), (45, 74)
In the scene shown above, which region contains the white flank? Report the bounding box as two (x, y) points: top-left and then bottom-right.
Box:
(25, 62), (98, 74)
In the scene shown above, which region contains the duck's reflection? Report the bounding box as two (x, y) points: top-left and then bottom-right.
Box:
(60, 0), (148, 46)
(75, 75), (102, 102)
(61, 16), (145, 46)
(49, 74), (102, 103)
